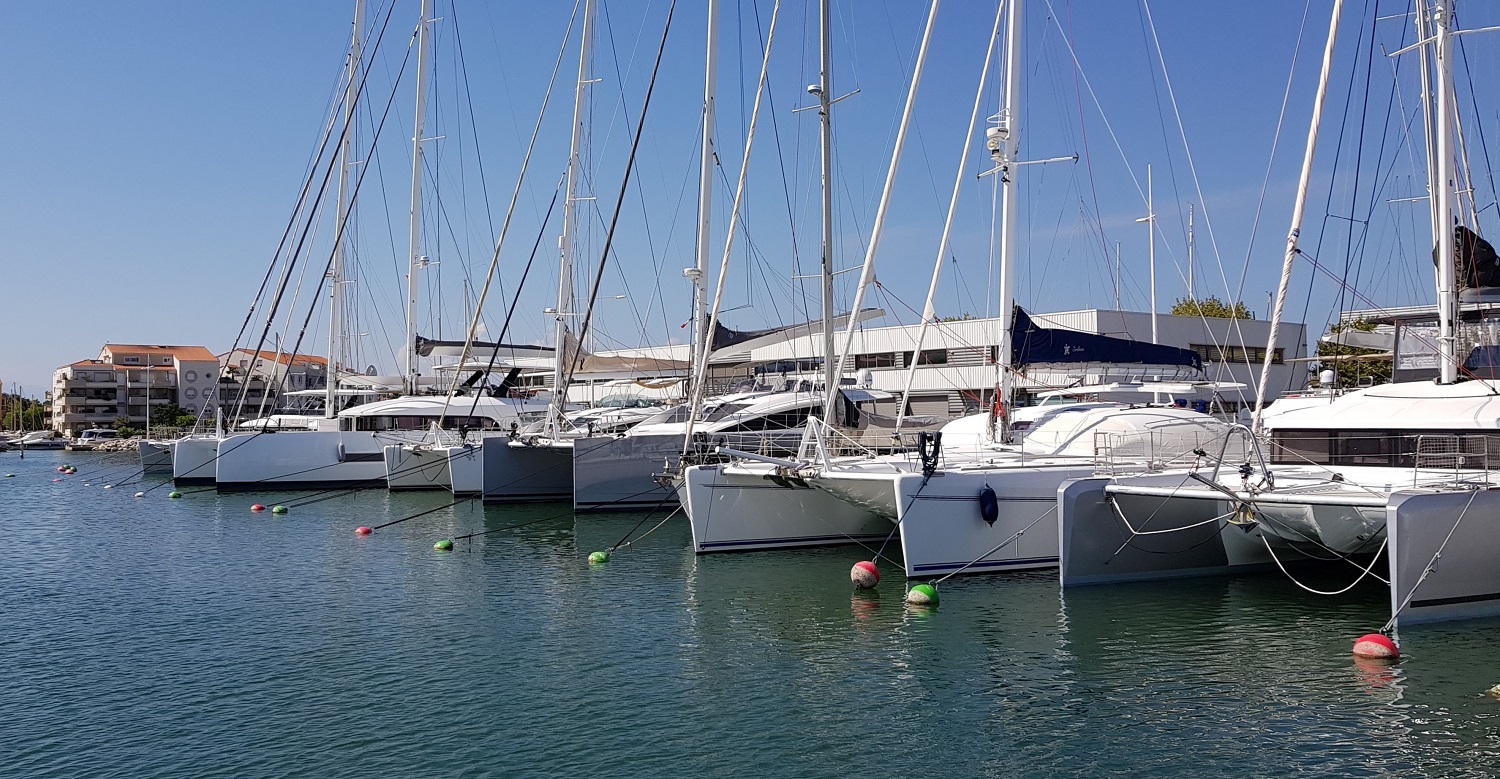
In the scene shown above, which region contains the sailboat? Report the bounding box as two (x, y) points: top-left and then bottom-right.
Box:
(781, 0), (1235, 577)
(214, 0), (551, 492)
(665, 0), (971, 553)
(1061, 0), (1500, 626)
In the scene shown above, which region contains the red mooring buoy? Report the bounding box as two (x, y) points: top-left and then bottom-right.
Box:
(250, 504), (266, 513)
(1353, 633), (1399, 659)
(355, 526), (373, 536)
(851, 561), (880, 589)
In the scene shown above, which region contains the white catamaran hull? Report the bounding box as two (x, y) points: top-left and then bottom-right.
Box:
(681, 462), (890, 553)
(173, 436), (220, 486)
(812, 460), (1096, 578)
(139, 440), (175, 475)
(443, 444), (484, 496)
(215, 430), (390, 492)
(384, 444), (453, 491)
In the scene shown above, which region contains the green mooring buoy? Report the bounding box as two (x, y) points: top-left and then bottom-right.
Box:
(906, 583), (939, 606)
(271, 505), (288, 515)
(587, 551), (610, 564)
(168, 491), (183, 499)
(434, 539), (454, 551)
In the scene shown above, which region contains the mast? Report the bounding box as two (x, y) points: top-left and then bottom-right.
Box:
(1432, 0), (1459, 384)
(1137, 163), (1157, 343)
(1187, 202), (1195, 300)
(680, 0), (781, 452)
(1252, 0), (1343, 433)
(691, 0), (719, 397)
(816, 0), (836, 400)
(403, 0), (434, 395)
(993, 0), (1022, 444)
(549, 0), (596, 429)
(328, 0), (366, 418)
(893, 0), (999, 430)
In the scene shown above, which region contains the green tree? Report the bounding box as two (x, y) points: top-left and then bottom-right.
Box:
(150, 403), (197, 428)
(1170, 296), (1253, 319)
(1, 394), (47, 430)
(1315, 319), (1392, 388)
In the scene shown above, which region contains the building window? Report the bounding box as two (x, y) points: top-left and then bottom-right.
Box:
(185, 370), (198, 382)
(123, 356), (141, 364)
(854, 353), (897, 369)
(1191, 344), (1284, 365)
(917, 349), (948, 366)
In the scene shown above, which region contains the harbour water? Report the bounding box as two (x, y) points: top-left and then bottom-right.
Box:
(3, 450), (1499, 777)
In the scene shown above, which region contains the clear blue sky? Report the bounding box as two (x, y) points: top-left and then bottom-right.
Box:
(5, 0), (1498, 396)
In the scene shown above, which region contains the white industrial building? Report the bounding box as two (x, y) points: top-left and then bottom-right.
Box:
(527, 308), (1307, 414)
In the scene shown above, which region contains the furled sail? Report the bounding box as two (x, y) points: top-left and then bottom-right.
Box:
(1440, 224), (1500, 289)
(1010, 307), (1204, 371)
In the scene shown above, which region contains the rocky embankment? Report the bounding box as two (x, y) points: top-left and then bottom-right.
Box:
(88, 439), (140, 453)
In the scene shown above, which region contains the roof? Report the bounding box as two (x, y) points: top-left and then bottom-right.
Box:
(219, 349), (328, 367)
(64, 359), (124, 370)
(102, 344), (217, 362)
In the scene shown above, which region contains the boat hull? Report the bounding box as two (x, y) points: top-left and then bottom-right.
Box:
(887, 465), (1094, 578)
(215, 430), (388, 492)
(139, 440), (174, 474)
(443, 444), (484, 496)
(572, 434), (679, 511)
(384, 445), (452, 491)
(682, 463), (889, 553)
(483, 438), (572, 503)
(173, 436), (219, 486)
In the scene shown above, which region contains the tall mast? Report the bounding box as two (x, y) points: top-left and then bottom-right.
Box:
(1138, 163), (1157, 342)
(691, 0), (719, 394)
(403, 0), (435, 394)
(328, 0), (366, 418)
(828, 0), (940, 428)
(1253, 0), (1343, 433)
(1432, 0), (1459, 384)
(550, 0), (596, 428)
(816, 0), (836, 400)
(993, 0), (1022, 444)
(893, 0), (998, 430)
(1187, 203), (1195, 299)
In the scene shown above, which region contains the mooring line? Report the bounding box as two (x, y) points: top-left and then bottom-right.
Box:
(368, 497), (478, 531)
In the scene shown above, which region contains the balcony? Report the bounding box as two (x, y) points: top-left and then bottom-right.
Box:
(124, 371), (177, 387)
(72, 379), (120, 389)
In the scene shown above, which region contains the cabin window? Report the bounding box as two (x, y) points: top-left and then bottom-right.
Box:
(1270, 431), (1332, 465)
(1272, 429), (1500, 468)
(727, 405), (821, 432)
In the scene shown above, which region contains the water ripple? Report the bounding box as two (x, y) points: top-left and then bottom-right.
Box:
(1, 451), (1498, 776)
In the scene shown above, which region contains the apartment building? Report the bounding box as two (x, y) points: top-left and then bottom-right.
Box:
(217, 349), (329, 416)
(51, 344), (219, 436)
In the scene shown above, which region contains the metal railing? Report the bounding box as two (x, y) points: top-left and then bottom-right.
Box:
(1413, 434), (1492, 487)
(1093, 427), (1252, 476)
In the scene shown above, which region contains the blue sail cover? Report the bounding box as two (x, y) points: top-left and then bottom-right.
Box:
(1011, 308), (1203, 371)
